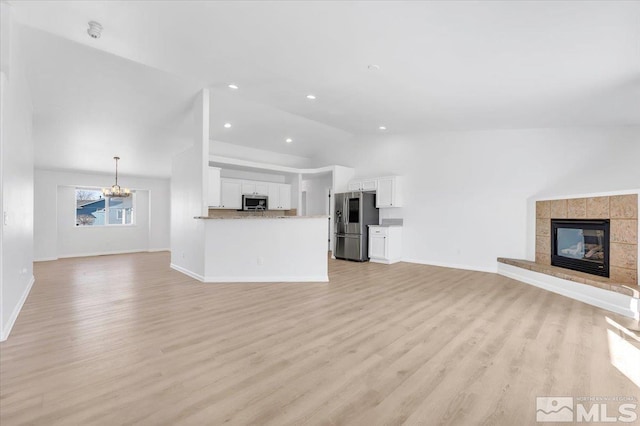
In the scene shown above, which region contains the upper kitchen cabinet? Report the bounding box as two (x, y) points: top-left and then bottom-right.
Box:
(348, 176), (402, 207)
(268, 183), (291, 210)
(242, 181), (269, 196)
(208, 167), (222, 208)
(376, 176), (402, 208)
(220, 178), (242, 209)
(348, 179), (377, 191)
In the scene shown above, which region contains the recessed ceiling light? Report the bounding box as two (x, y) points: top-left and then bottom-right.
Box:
(368, 64), (381, 71)
(285, 138), (293, 143)
(228, 84), (239, 90)
(306, 94), (316, 100)
(224, 123), (232, 128)
(379, 126), (387, 130)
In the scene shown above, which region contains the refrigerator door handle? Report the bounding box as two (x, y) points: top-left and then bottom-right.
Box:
(344, 196), (349, 225)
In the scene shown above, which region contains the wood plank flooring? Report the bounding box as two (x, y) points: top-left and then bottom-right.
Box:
(1, 252), (638, 425)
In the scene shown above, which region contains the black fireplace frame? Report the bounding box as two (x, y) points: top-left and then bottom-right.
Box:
(551, 219), (610, 278)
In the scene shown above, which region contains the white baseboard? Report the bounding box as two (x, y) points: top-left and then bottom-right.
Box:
(58, 249), (169, 259)
(1, 275), (35, 342)
(403, 258), (498, 274)
(170, 263), (205, 282)
(498, 263), (639, 320)
(38, 249), (169, 261)
(170, 264), (328, 283)
(203, 275), (329, 283)
(59, 249), (148, 258)
(370, 258), (401, 265)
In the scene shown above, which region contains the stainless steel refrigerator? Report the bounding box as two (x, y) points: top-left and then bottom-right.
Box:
(334, 192), (379, 261)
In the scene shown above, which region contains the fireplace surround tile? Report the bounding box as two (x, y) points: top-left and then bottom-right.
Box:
(535, 193), (638, 285)
(535, 252), (550, 265)
(609, 266), (638, 285)
(610, 242), (637, 270)
(586, 196), (610, 218)
(611, 267), (638, 285)
(611, 219), (638, 244)
(567, 198), (587, 218)
(536, 200), (550, 219)
(550, 199), (567, 218)
(536, 236), (550, 254)
(610, 194), (638, 219)
(536, 218), (550, 236)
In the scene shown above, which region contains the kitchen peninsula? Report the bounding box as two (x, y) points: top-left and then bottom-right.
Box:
(189, 215), (329, 282)
(170, 97), (353, 284)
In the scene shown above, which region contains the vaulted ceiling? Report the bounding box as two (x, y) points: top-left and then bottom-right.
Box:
(11, 1), (640, 176)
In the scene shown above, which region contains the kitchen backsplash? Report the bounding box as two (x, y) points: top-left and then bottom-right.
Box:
(208, 208), (298, 218)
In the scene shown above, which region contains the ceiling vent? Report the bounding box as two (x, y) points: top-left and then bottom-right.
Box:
(87, 21), (103, 39)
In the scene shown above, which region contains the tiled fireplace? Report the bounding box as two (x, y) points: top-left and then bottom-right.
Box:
(535, 194), (638, 285)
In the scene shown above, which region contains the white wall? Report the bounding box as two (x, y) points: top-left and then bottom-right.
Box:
(170, 90), (209, 277)
(34, 169), (170, 260)
(211, 140), (312, 168)
(302, 174), (332, 216)
(170, 146), (206, 277)
(220, 168), (287, 184)
(316, 127), (640, 272)
(1, 7), (35, 340)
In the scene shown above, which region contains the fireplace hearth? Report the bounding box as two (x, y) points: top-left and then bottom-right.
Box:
(551, 219), (610, 277)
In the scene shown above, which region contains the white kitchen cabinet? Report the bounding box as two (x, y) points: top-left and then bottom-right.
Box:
(213, 176), (291, 210)
(268, 183), (292, 210)
(368, 226), (402, 264)
(241, 182), (255, 195)
(347, 176), (401, 207)
(220, 179), (242, 209)
(369, 232), (386, 259)
(279, 184), (291, 210)
(376, 176), (402, 208)
(255, 182), (269, 195)
(242, 182), (269, 195)
(208, 167), (222, 208)
(348, 179), (377, 191)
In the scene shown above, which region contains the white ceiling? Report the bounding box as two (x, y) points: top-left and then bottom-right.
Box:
(11, 1), (640, 177)
(21, 26), (198, 177)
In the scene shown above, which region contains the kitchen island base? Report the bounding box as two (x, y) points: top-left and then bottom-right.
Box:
(172, 216), (329, 283)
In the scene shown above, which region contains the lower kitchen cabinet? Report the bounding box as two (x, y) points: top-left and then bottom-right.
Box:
(368, 226), (402, 264)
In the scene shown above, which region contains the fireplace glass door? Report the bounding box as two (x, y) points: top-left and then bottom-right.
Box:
(551, 219), (610, 277)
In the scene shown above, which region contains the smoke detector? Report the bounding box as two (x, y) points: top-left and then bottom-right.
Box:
(87, 21), (103, 39)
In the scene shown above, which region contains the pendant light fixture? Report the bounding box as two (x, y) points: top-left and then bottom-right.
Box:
(102, 156), (131, 198)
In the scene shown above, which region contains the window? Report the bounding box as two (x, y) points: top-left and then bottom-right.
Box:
(75, 188), (135, 226)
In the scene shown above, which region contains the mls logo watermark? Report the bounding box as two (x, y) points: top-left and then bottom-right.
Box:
(537, 397), (573, 422)
(537, 396), (638, 423)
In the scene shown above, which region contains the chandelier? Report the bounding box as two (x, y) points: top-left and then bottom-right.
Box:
(102, 156), (131, 198)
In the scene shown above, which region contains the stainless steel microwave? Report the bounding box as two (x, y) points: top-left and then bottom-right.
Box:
(242, 195), (268, 211)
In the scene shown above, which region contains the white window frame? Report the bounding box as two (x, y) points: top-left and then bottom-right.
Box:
(75, 187), (136, 227)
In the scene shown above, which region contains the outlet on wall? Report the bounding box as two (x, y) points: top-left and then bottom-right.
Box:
(257, 256), (264, 266)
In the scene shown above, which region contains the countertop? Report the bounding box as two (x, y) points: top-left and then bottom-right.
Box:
(369, 224), (403, 227)
(195, 215), (329, 220)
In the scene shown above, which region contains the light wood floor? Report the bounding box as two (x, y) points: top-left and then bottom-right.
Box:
(1, 253), (638, 425)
